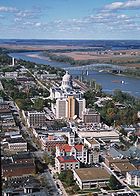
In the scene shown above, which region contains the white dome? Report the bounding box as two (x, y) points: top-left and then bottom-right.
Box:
(61, 71), (73, 90)
(62, 71), (71, 81)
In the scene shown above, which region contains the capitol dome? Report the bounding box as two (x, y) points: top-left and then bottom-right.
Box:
(61, 71), (73, 91)
(62, 71), (71, 81)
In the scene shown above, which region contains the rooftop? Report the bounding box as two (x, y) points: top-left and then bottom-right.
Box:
(2, 162), (35, 169)
(105, 156), (129, 163)
(128, 170), (140, 177)
(87, 138), (99, 145)
(12, 152), (33, 161)
(110, 146), (140, 159)
(113, 162), (136, 172)
(8, 137), (26, 144)
(57, 143), (83, 152)
(78, 130), (119, 139)
(57, 156), (79, 163)
(74, 168), (110, 181)
(75, 144), (83, 152)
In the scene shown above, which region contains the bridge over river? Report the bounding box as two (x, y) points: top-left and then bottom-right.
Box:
(64, 63), (127, 72)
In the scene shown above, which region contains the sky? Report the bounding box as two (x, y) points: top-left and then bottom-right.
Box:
(0, 0), (140, 40)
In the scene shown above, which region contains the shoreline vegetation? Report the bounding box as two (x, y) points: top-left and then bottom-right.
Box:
(26, 54), (140, 78)
(27, 51), (140, 78)
(0, 46), (140, 126)
(0, 45), (140, 78)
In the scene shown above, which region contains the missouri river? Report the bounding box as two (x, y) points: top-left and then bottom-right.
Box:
(9, 52), (140, 98)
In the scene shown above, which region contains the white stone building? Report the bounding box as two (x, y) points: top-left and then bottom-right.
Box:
(50, 71), (86, 120)
(126, 170), (140, 187)
(84, 138), (100, 163)
(55, 156), (80, 174)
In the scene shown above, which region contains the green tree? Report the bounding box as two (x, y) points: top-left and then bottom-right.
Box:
(109, 175), (121, 190)
(34, 98), (44, 111)
(58, 170), (75, 186)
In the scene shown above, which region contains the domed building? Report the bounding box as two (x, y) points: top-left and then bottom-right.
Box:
(61, 71), (73, 91)
(49, 71), (86, 120)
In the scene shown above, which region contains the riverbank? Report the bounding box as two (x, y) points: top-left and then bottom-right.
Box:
(41, 49), (140, 68)
(8, 51), (140, 98)
(26, 52), (140, 78)
(26, 53), (51, 61)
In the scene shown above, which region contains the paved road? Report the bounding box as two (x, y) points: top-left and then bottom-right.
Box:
(27, 69), (50, 91)
(49, 165), (68, 196)
(41, 171), (60, 196)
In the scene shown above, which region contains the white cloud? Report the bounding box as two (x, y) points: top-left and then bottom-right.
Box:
(16, 10), (40, 19)
(125, 0), (140, 8)
(34, 22), (41, 27)
(104, 0), (140, 11)
(0, 6), (17, 12)
(105, 2), (124, 10)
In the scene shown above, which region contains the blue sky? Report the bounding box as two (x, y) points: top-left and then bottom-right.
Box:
(0, 0), (140, 39)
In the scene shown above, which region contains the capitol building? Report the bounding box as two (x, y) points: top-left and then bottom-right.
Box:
(50, 71), (86, 120)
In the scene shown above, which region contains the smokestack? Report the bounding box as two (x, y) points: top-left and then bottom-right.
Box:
(12, 57), (15, 66)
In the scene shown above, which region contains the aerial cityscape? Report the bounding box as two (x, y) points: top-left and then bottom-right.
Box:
(0, 1), (140, 196)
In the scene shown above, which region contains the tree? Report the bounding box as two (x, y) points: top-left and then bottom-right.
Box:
(84, 90), (96, 107)
(34, 98), (44, 111)
(109, 175), (121, 190)
(43, 154), (51, 165)
(58, 170), (75, 186)
(119, 128), (127, 136)
(0, 90), (6, 99)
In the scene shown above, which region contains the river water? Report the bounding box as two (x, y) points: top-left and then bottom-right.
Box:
(9, 52), (140, 98)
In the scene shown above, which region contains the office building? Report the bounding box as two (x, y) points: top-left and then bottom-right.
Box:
(27, 111), (46, 127)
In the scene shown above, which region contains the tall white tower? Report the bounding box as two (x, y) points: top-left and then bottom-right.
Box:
(12, 57), (15, 66)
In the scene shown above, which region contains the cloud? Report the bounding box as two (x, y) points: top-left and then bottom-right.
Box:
(34, 22), (41, 27)
(0, 6), (18, 13)
(15, 9), (41, 20)
(104, 0), (140, 11)
(105, 2), (124, 10)
(0, 1), (140, 38)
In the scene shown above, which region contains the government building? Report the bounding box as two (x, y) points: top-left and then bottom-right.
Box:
(50, 71), (86, 120)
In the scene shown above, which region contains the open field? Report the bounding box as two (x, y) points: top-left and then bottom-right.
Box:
(52, 50), (140, 67)
(0, 43), (140, 68)
(0, 44), (95, 51)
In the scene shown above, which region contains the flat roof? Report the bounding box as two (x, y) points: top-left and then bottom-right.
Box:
(113, 162), (136, 172)
(8, 137), (26, 144)
(78, 130), (119, 139)
(87, 138), (99, 145)
(13, 152), (33, 161)
(2, 162), (35, 169)
(105, 156), (129, 163)
(74, 168), (110, 181)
